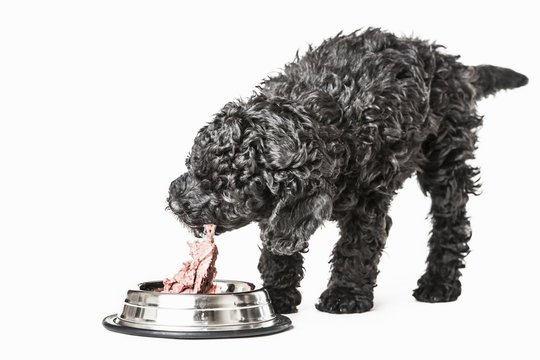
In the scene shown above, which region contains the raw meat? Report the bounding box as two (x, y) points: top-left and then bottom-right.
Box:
(162, 224), (219, 294)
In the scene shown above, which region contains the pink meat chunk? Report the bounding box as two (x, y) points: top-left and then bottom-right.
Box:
(162, 224), (219, 294)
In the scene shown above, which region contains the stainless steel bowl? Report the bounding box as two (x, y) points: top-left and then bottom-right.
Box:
(102, 280), (292, 339)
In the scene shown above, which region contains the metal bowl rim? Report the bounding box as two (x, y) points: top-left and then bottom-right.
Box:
(131, 279), (262, 296)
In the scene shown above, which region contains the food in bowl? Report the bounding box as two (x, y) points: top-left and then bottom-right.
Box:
(162, 224), (219, 294)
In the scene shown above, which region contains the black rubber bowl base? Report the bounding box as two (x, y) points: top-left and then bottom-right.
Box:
(102, 314), (292, 339)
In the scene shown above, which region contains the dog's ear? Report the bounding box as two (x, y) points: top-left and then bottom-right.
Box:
(261, 191), (332, 255)
(251, 96), (335, 255)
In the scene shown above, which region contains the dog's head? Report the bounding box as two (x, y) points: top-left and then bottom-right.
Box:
(168, 95), (335, 254)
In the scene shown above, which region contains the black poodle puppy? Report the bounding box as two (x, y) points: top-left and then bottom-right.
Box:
(167, 28), (527, 314)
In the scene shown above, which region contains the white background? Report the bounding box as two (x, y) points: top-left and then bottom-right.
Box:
(1, 1), (538, 359)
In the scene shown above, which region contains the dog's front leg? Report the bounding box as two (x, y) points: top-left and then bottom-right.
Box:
(316, 206), (391, 314)
(257, 243), (304, 314)
(258, 191), (332, 313)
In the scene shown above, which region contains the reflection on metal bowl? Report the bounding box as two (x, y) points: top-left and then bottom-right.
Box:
(102, 280), (292, 339)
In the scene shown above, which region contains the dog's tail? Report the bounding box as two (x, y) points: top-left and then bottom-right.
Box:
(469, 65), (528, 99)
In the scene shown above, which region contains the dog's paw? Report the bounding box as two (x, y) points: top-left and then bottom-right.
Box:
(413, 278), (461, 303)
(266, 287), (302, 314)
(316, 286), (373, 314)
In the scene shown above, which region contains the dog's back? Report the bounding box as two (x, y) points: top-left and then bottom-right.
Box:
(261, 28), (527, 197)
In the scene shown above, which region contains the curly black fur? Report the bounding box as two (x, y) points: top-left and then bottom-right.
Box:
(167, 28), (527, 314)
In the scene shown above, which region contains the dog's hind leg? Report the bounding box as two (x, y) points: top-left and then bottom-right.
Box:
(316, 203), (392, 314)
(413, 110), (481, 302)
(257, 245), (304, 314)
